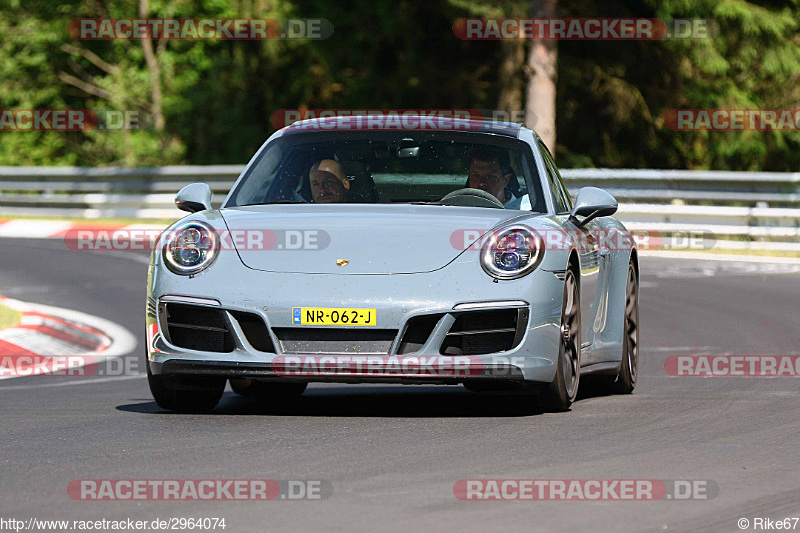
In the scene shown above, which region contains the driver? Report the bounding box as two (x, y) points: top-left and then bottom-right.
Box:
(466, 147), (522, 208)
(309, 159), (349, 203)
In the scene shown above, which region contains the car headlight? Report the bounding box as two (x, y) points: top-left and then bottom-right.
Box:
(163, 221), (219, 275)
(480, 225), (544, 279)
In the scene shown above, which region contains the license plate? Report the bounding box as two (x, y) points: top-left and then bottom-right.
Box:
(292, 307), (377, 326)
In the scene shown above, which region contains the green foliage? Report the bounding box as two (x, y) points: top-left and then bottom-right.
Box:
(0, 0), (798, 170)
(557, 0), (800, 169)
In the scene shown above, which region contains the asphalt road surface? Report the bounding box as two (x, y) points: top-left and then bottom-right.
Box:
(1, 237), (799, 532)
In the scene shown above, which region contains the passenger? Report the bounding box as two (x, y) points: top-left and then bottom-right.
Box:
(309, 159), (349, 203)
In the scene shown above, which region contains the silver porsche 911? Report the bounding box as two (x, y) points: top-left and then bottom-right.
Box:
(146, 116), (639, 413)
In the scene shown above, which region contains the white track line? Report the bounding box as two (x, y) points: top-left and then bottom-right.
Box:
(0, 374), (144, 390)
(640, 250), (800, 264)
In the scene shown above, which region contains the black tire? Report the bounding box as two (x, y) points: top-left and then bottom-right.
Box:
(146, 359), (225, 413)
(608, 262), (639, 394)
(541, 268), (581, 412)
(229, 378), (307, 399)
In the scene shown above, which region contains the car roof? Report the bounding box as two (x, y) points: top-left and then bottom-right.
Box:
(279, 115), (524, 138)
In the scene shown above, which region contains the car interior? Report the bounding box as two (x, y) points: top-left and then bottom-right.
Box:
(230, 135), (546, 212)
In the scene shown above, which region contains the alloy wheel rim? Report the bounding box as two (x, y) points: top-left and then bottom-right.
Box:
(625, 266), (639, 383)
(561, 271), (580, 397)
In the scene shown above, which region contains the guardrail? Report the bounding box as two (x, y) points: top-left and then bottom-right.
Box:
(1, 166), (799, 250)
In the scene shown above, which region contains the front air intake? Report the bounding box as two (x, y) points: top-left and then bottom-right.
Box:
(163, 303), (234, 353)
(440, 308), (528, 356)
(229, 311), (276, 352)
(397, 314), (444, 354)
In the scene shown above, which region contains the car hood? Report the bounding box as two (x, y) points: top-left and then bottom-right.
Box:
(220, 204), (538, 274)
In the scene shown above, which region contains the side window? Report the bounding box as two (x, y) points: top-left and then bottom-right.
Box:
(539, 142), (570, 213)
(553, 165), (573, 212)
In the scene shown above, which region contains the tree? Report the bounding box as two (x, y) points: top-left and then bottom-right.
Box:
(525, 0), (558, 150)
(1, 0), (799, 170)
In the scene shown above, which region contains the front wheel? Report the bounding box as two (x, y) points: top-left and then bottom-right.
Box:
(541, 268), (581, 412)
(608, 262), (639, 394)
(147, 358), (225, 413)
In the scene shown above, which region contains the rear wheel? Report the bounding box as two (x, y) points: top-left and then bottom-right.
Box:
(541, 268), (581, 412)
(147, 359), (225, 413)
(230, 378), (307, 399)
(608, 262), (639, 394)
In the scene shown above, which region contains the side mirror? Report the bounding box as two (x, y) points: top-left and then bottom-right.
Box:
(568, 187), (618, 228)
(175, 183), (212, 213)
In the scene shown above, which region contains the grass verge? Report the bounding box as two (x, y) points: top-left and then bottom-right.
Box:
(0, 304), (22, 331)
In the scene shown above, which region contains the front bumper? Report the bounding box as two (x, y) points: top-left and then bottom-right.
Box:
(149, 358), (527, 387)
(147, 254), (564, 384)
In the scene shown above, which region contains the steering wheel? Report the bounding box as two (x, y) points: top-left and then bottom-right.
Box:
(440, 188), (505, 209)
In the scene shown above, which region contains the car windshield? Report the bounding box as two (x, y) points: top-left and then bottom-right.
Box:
(225, 131), (546, 212)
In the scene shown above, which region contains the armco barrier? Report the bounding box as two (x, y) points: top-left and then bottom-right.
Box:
(1, 166), (798, 249)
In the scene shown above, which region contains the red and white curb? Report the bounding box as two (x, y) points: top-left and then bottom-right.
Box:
(0, 296), (137, 380)
(0, 219), (165, 239)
